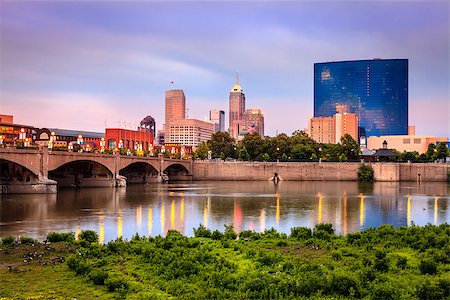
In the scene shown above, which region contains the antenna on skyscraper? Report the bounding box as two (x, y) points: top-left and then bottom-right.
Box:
(235, 71), (240, 85)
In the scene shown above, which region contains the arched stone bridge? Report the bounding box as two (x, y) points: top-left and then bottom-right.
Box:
(0, 148), (192, 193)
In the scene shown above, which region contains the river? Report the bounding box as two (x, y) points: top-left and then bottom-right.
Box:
(1, 181), (449, 243)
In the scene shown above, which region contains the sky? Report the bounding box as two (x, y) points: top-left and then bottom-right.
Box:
(0, 1), (449, 137)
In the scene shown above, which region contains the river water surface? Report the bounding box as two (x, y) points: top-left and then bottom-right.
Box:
(1, 181), (449, 243)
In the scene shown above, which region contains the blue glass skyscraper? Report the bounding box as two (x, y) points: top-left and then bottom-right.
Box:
(314, 59), (408, 137)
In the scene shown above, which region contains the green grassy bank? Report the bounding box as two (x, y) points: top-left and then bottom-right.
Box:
(1, 223), (449, 299)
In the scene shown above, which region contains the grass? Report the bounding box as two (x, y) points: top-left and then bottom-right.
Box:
(1, 224), (450, 299)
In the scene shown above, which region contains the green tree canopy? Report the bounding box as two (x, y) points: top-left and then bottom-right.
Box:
(239, 132), (264, 160)
(340, 134), (360, 160)
(194, 141), (209, 160)
(208, 132), (236, 159)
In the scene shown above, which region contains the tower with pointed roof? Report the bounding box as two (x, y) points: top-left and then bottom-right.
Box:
(229, 72), (246, 140)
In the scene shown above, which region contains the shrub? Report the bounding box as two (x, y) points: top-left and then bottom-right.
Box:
(211, 230), (223, 240)
(223, 224), (237, 240)
(19, 236), (37, 245)
(416, 280), (445, 300)
(47, 232), (75, 243)
(290, 227), (312, 240)
(315, 223), (335, 235)
(331, 250), (342, 260)
(1, 236), (15, 245)
(79, 230), (99, 244)
(193, 224), (212, 238)
(358, 164), (374, 182)
(396, 256), (408, 269)
(89, 270), (108, 285)
(66, 255), (90, 275)
(419, 259), (437, 275)
(328, 272), (359, 296)
(105, 275), (129, 293)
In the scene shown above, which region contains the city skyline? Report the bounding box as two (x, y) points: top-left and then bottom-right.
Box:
(0, 1), (449, 137)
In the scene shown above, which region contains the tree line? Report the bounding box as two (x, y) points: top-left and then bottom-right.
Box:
(194, 131), (449, 162)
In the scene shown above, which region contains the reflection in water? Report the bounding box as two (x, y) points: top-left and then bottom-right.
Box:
(99, 213), (104, 244)
(148, 207), (152, 236)
(1, 181), (449, 242)
(359, 193), (365, 227)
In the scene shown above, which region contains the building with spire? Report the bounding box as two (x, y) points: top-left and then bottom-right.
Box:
(228, 73), (246, 140)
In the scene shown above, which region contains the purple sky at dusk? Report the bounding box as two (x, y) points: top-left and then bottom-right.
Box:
(0, 1), (449, 137)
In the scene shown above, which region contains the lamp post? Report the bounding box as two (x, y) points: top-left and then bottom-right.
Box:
(19, 128), (26, 140)
(0, 135), (3, 147)
(118, 139), (123, 149)
(318, 147), (322, 163)
(100, 137), (105, 153)
(68, 142), (73, 152)
(276, 147), (280, 163)
(77, 134), (83, 152)
(24, 138), (29, 148)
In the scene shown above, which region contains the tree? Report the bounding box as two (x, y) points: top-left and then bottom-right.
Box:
(288, 131), (318, 160)
(426, 143), (437, 161)
(238, 146), (250, 161)
(239, 132), (264, 160)
(208, 132), (236, 159)
(194, 141), (209, 160)
(340, 134), (360, 160)
(435, 143), (449, 162)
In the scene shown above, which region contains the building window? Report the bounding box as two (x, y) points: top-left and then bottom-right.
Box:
(403, 139), (410, 144)
(414, 138), (421, 144)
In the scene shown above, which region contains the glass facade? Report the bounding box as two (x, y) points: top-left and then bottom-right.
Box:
(314, 59), (408, 137)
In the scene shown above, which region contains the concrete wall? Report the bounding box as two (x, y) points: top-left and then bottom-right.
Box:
(193, 161), (450, 182)
(193, 161), (360, 181)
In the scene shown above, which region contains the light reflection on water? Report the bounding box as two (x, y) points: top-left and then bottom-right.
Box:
(0, 181), (449, 242)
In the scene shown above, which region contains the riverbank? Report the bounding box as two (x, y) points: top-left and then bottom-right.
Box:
(1, 224), (449, 299)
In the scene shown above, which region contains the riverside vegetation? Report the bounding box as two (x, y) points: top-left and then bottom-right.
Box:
(1, 224), (449, 299)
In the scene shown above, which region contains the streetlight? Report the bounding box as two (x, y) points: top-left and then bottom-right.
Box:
(19, 128), (26, 140)
(118, 139), (123, 149)
(318, 147), (322, 163)
(68, 142), (73, 152)
(50, 132), (56, 143)
(276, 147), (280, 163)
(77, 135), (83, 152)
(100, 138), (105, 153)
(24, 138), (29, 147)
(0, 135), (3, 147)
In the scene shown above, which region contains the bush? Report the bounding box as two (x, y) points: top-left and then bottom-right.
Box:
(47, 232), (75, 243)
(417, 280), (445, 300)
(79, 230), (99, 244)
(193, 224), (212, 238)
(290, 227), (312, 240)
(419, 259), (437, 275)
(315, 223), (335, 235)
(1, 236), (15, 245)
(19, 236), (37, 245)
(105, 275), (129, 293)
(89, 270), (108, 285)
(223, 224), (237, 240)
(358, 164), (374, 182)
(66, 255), (90, 275)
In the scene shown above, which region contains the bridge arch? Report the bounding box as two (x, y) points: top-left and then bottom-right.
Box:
(0, 159), (41, 184)
(119, 162), (159, 184)
(48, 160), (114, 188)
(163, 163), (192, 181)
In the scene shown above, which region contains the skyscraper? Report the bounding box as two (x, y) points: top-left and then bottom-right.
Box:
(209, 109), (225, 133)
(229, 73), (245, 140)
(165, 90), (186, 127)
(314, 59), (408, 137)
(242, 108), (264, 137)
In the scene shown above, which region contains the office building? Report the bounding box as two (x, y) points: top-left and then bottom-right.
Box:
(229, 74), (246, 140)
(242, 108), (264, 137)
(308, 113), (358, 144)
(209, 109), (225, 133)
(165, 90), (186, 126)
(314, 59), (408, 137)
(166, 118), (214, 147)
